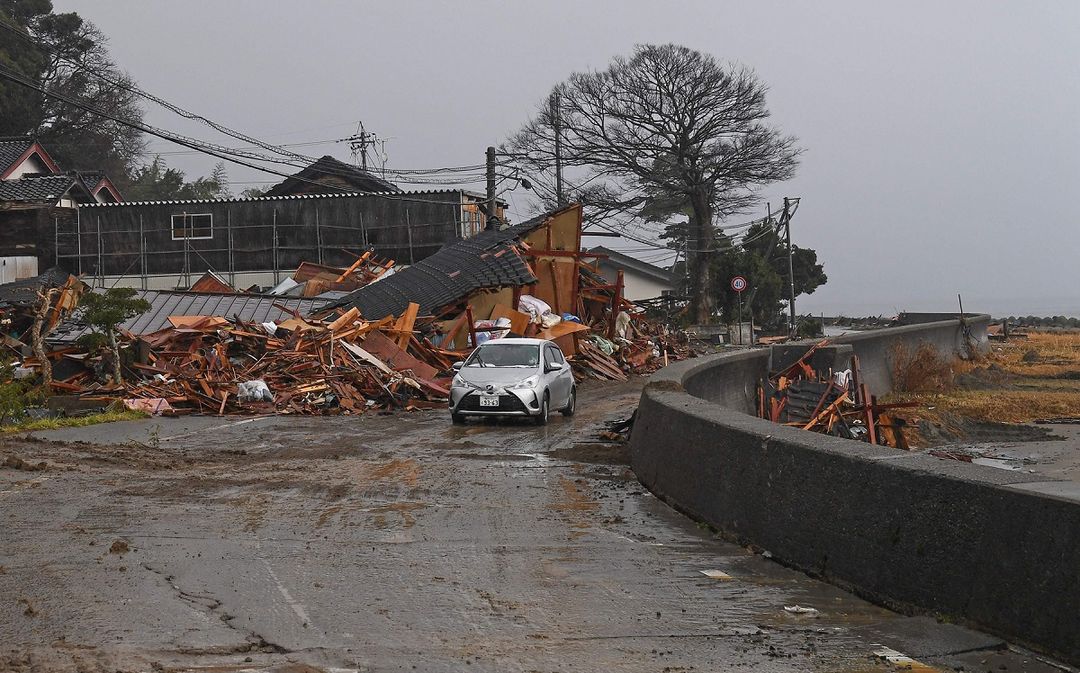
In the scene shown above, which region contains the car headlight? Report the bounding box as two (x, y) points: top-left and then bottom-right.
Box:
(452, 374), (467, 388)
(508, 375), (539, 390)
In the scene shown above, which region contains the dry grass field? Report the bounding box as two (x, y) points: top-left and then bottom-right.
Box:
(887, 331), (1080, 434)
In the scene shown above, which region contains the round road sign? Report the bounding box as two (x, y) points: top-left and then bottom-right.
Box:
(730, 276), (747, 293)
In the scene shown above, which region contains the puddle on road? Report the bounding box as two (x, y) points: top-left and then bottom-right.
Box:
(547, 442), (629, 465)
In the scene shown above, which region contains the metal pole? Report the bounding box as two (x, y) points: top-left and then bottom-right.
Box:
(784, 197), (796, 338)
(76, 209), (82, 276)
(551, 91), (564, 207)
(359, 211), (367, 248)
(406, 209), (415, 265)
(227, 208), (235, 286)
(272, 209), (279, 284)
(96, 216), (102, 287)
(139, 214), (146, 289)
(486, 146), (497, 229)
(315, 207), (323, 265)
(737, 291), (743, 345)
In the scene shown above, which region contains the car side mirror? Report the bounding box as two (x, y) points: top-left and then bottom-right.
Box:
(545, 362), (561, 373)
(452, 361), (464, 371)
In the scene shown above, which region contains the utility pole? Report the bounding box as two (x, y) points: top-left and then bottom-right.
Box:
(783, 197), (797, 338)
(346, 121), (377, 171)
(551, 91), (564, 207)
(486, 146), (498, 230)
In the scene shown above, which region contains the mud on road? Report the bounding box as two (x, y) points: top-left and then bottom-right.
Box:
(0, 381), (1062, 672)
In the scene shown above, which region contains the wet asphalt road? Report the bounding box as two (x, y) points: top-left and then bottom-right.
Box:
(0, 381), (1067, 672)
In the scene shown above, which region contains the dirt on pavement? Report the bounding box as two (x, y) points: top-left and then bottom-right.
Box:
(0, 379), (1064, 672)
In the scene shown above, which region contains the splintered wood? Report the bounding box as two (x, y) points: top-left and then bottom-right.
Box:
(757, 341), (916, 447)
(117, 313), (450, 416)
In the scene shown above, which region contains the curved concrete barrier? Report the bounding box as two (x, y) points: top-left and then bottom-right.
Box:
(630, 316), (1080, 664)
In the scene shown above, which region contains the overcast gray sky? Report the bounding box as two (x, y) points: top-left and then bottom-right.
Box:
(57, 0), (1080, 317)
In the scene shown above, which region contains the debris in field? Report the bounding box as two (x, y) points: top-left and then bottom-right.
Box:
(122, 398), (173, 415)
(25, 204), (697, 416)
(759, 340), (915, 447)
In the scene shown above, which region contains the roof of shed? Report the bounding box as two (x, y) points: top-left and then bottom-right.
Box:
(79, 188), (488, 208)
(324, 213), (552, 320)
(590, 246), (676, 284)
(50, 290), (333, 343)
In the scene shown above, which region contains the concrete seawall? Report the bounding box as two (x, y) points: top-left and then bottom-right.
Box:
(630, 316), (1080, 664)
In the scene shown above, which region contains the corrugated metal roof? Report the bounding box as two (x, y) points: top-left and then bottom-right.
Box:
(80, 188), (490, 208)
(49, 290), (332, 343)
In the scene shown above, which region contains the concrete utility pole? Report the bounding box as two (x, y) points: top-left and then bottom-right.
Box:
(347, 121), (376, 170)
(486, 146), (498, 230)
(783, 197), (797, 338)
(551, 91), (564, 207)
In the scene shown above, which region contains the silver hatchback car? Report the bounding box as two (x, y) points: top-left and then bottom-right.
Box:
(449, 337), (576, 425)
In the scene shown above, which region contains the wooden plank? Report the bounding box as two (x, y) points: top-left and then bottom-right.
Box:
(394, 302), (420, 350)
(360, 330), (440, 381)
(333, 251), (371, 282)
(328, 307), (360, 332)
(802, 392), (849, 431)
(489, 304), (530, 336)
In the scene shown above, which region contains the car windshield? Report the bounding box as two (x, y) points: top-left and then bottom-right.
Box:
(466, 343), (540, 368)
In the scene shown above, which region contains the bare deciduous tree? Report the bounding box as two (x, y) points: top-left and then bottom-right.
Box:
(506, 44), (801, 323)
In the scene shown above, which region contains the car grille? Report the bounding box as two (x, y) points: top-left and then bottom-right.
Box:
(458, 393), (528, 412)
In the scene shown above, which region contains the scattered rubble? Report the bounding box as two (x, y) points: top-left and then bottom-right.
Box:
(1, 204), (694, 417)
(758, 340), (915, 447)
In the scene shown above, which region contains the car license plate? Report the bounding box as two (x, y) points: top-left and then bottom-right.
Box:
(479, 395), (500, 407)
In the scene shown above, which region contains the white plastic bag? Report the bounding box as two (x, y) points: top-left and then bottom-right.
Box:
(237, 379), (274, 403)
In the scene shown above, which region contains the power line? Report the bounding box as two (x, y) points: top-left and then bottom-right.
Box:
(0, 18), (493, 186)
(0, 64), (496, 208)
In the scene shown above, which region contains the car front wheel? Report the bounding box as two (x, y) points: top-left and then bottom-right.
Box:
(535, 392), (549, 426)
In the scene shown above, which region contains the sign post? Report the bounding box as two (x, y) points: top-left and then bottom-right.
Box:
(730, 276), (747, 345)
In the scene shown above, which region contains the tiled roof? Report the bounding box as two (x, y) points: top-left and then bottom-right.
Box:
(0, 267), (75, 308)
(0, 138), (33, 172)
(78, 171), (106, 189)
(0, 174), (78, 202)
(324, 213), (550, 320)
(50, 290), (333, 343)
(265, 155), (401, 196)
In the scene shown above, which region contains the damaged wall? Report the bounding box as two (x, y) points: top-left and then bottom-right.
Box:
(630, 316), (1080, 665)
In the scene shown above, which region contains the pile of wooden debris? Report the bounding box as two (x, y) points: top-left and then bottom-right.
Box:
(758, 340), (914, 447)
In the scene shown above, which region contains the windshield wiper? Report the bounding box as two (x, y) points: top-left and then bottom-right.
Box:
(472, 353), (488, 368)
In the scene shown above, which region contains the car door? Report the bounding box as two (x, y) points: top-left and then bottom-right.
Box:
(553, 344), (574, 405)
(545, 343), (571, 408)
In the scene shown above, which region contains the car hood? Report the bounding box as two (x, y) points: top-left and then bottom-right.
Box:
(456, 367), (540, 388)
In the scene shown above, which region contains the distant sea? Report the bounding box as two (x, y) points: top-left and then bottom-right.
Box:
(799, 296), (1080, 320)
